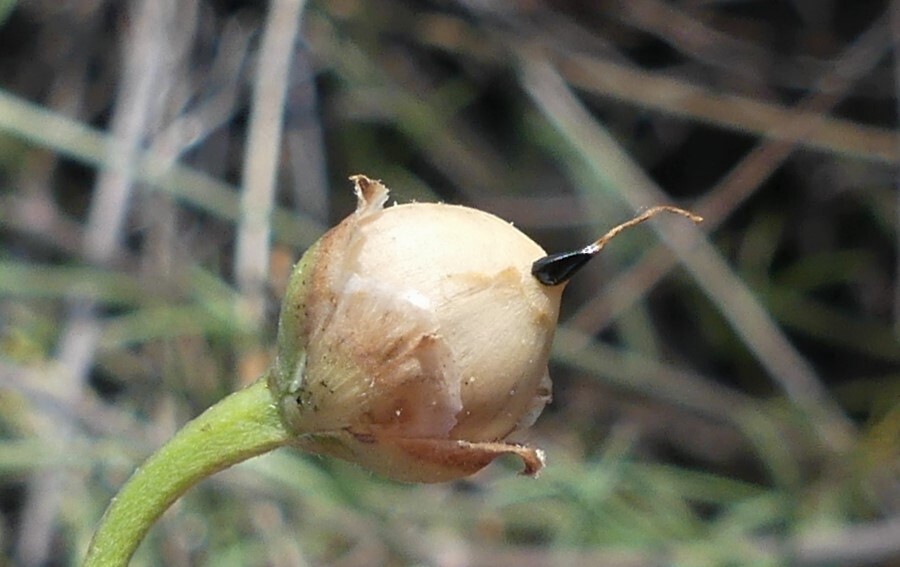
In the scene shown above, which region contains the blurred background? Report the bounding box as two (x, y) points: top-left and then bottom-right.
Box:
(1, 0), (899, 565)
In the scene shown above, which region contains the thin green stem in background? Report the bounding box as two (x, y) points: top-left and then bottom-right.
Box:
(0, 88), (324, 248)
(83, 378), (291, 567)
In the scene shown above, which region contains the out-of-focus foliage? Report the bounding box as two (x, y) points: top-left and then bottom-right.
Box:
(0, 1), (898, 565)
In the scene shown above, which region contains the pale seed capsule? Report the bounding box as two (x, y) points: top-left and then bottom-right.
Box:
(268, 175), (563, 482)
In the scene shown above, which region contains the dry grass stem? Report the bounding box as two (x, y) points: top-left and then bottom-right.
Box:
(236, 0), (306, 326)
(567, 13), (893, 335)
(15, 1), (179, 564)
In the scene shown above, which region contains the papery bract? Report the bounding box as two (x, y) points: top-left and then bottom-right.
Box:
(269, 176), (564, 482)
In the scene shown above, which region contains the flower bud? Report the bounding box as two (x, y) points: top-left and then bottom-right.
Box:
(268, 175), (563, 482)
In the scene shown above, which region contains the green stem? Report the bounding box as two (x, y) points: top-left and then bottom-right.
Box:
(84, 377), (292, 567)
